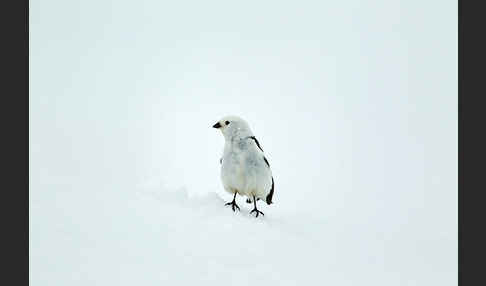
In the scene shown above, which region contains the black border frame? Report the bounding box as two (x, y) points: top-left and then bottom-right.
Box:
(1, 0), (28, 285)
(459, 0), (485, 285)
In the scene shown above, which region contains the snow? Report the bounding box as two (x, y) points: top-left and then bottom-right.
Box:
(30, 174), (455, 286)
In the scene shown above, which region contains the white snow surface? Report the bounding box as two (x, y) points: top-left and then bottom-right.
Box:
(30, 175), (455, 286)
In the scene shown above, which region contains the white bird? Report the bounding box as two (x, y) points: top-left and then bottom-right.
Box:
(212, 115), (274, 217)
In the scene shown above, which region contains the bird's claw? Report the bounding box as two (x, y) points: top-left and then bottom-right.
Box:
(224, 201), (240, 212)
(250, 208), (264, 218)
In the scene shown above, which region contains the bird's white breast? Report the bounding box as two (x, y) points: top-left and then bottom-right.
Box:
(220, 137), (272, 199)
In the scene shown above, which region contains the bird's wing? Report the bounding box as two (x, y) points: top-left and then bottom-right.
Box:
(248, 136), (264, 152)
(260, 153), (274, 205)
(263, 156), (270, 168)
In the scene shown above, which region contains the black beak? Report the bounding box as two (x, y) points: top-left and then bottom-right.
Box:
(212, 122), (222, 129)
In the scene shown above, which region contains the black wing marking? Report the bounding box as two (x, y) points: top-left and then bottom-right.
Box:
(249, 136), (264, 152)
(266, 176), (274, 205)
(220, 158), (222, 164)
(263, 156), (270, 168)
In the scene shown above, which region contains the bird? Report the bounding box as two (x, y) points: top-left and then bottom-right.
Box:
(212, 115), (274, 217)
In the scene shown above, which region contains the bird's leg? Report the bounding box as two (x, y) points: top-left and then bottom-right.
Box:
(224, 192), (240, 212)
(246, 197), (260, 204)
(249, 195), (264, 217)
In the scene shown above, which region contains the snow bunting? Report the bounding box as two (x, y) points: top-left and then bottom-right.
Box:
(212, 115), (274, 217)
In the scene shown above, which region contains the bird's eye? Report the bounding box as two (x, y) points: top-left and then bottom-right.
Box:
(225, 121), (230, 125)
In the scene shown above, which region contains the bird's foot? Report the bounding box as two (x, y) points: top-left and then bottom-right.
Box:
(224, 201), (240, 212)
(249, 208), (264, 218)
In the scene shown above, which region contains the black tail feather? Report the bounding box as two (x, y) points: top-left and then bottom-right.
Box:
(266, 177), (274, 205)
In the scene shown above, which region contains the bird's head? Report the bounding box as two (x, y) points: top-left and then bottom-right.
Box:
(212, 115), (253, 140)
